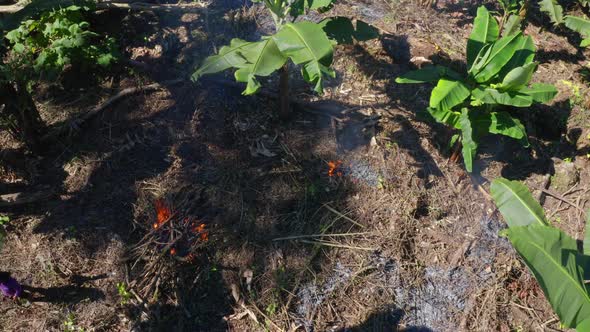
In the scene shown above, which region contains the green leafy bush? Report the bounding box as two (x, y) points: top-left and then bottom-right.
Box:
(491, 178), (590, 331)
(395, 6), (557, 172)
(3, 3), (117, 82)
(192, 0), (378, 116)
(0, 2), (118, 152)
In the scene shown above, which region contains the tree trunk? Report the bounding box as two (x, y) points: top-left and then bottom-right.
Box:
(278, 64), (290, 119)
(0, 81), (44, 153)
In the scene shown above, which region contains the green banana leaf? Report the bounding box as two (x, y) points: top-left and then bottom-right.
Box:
(460, 108), (478, 172)
(539, 0), (564, 24)
(471, 87), (532, 107)
(488, 112), (529, 145)
(192, 38), (254, 81)
(578, 319), (590, 332)
(497, 35), (535, 79)
(429, 78), (471, 111)
(426, 107), (461, 129)
(502, 14), (523, 37)
(519, 83), (558, 103)
(273, 22), (335, 93)
(490, 178), (548, 227)
(499, 62), (538, 91)
(234, 38), (288, 95)
(467, 6), (499, 68)
(395, 65), (461, 84)
(565, 16), (590, 46)
(504, 225), (590, 329)
(470, 33), (522, 83)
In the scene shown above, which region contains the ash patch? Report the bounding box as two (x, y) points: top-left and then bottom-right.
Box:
(358, 218), (509, 331)
(344, 159), (388, 187)
(295, 262), (353, 331)
(394, 266), (471, 331)
(354, 0), (390, 21)
(467, 217), (511, 281)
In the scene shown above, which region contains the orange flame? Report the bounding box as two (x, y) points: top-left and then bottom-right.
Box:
(170, 248), (177, 255)
(153, 199), (171, 229)
(192, 223), (209, 242)
(328, 160), (343, 177)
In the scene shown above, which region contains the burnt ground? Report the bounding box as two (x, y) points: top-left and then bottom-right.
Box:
(1, 0), (589, 331)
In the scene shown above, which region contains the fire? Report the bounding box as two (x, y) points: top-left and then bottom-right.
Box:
(192, 223), (209, 242)
(328, 160), (343, 177)
(153, 199), (171, 229)
(170, 248), (177, 255)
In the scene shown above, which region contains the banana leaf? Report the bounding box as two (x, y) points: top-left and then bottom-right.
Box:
(273, 22), (335, 93)
(467, 6), (499, 68)
(490, 178), (548, 227)
(429, 78), (470, 111)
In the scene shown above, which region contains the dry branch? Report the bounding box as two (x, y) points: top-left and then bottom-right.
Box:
(0, 188), (54, 207)
(42, 79), (184, 142)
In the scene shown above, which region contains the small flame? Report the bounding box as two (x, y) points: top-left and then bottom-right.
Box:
(153, 199), (171, 229)
(328, 160), (343, 177)
(170, 248), (177, 255)
(192, 223), (209, 242)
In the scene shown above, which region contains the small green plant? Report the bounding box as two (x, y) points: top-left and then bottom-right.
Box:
(192, 0), (378, 117)
(0, 215), (9, 226)
(116, 282), (131, 305)
(63, 313), (84, 332)
(396, 6), (557, 172)
(491, 178), (590, 331)
(1, 2), (117, 152)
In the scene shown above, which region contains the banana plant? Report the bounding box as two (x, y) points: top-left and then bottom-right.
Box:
(513, 0), (590, 47)
(491, 178), (590, 331)
(192, 0), (378, 118)
(395, 6), (557, 172)
(497, 0), (527, 37)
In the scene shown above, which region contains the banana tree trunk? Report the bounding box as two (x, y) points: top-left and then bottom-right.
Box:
(278, 64), (290, 119)
(450, 140), (462, 164)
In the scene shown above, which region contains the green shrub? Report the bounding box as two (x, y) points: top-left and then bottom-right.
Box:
(3, 3), (117, 82)
(0, 2), (118, 152)
(395, 6), (557, 172)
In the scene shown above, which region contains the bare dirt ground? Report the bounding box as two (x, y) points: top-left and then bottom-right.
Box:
(1, 0), (589, 331)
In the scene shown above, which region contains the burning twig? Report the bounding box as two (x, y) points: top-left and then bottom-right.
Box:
(327, 160), (343, 177)
(130, 195), (210, 298)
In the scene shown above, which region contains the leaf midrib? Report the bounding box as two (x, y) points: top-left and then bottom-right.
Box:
(526, 239), (590, 317)
(476, 33), (520, 73)
(249, 38), (272, 78)
(497, 180), (547, 226)
(286, 23), (321, 64)
(197, 41), (252, 74)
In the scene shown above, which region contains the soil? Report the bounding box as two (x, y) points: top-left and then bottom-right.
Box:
(1, 0), (589, 331)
